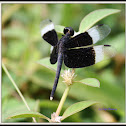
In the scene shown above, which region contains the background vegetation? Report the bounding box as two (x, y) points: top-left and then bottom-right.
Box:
(2, 3), (125, 123)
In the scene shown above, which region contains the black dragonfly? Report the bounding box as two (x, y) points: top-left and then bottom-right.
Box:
(40, 19), (114, 100)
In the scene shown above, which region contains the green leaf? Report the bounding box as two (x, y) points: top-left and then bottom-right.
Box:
(79, 9), (121, 32)
(75, 78), (100, 88)
(7, 111), (51, 122)
(2, 98), (37, 122)
(61, 101), (98, 121)
(55, 25), (65, 34)
(36, 57), (65, 73)
(36, 57), (57, 72)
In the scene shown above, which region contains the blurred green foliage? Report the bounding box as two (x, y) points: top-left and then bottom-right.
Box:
(2, 3), (125, 123)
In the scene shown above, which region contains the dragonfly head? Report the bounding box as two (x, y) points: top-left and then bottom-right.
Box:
(64, 27), (74, 36)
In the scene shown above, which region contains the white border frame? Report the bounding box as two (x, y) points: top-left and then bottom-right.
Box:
(1, 1), (126, 125)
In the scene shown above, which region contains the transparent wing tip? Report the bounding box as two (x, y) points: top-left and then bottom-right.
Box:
(40, 19), (53, 29)
(103, 45), (116, 59)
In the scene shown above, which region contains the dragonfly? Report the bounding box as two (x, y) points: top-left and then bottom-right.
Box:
(40, 19), (115, 100)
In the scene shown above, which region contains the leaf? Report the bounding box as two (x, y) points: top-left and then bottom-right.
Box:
(7, 111), (51, 122)
(75, 78), (100, 88)
(55, 25), (65, 34)
(2, 98), (37, 122)
(36, 57), (57, 72)
(79, 9), (121, 32)
(36, 57), (65, 73)
(61, 101), (98, 121)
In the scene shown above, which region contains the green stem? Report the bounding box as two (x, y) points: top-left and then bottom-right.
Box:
(2, 63), (37, 123)
(55, 86), (70, 117)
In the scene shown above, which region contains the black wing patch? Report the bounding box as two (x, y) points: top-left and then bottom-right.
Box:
(64, 47), (95, 68)
(50, 46), (58, 64)
(43, 29), (58, 46)
(64, 32), (93, 48)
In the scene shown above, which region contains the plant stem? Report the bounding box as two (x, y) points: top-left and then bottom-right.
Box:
(55, 86), (70, 117)
(2, 63), (37, 123)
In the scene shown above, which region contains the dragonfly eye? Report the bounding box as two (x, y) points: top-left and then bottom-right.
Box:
(64, 27), (74, 36)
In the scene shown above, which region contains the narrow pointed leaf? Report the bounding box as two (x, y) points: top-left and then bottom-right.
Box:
(7, 111), (51, 122)
(61, 101), (98, 121)
(75, 78), (100, 88)
(79, 9), (121, 32)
